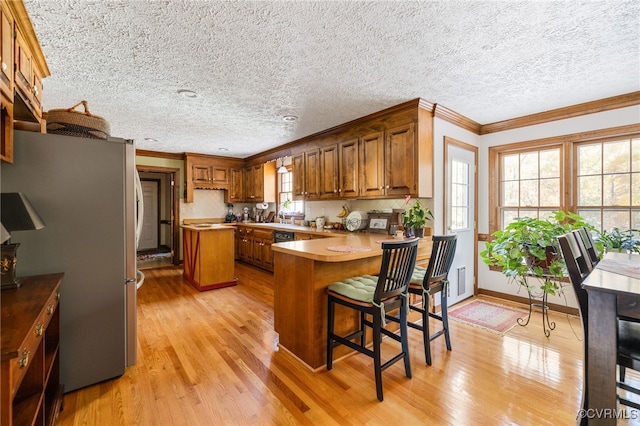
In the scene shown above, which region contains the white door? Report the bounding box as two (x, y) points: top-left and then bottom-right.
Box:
(138, 180), (158, 250)
(445, 139), (477, 306)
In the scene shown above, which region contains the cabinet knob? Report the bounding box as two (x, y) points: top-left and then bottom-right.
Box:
(18, 349), (30, 369)
(47, 304), (55, 315)
(35, 323), (44, 337)
(379, 186), (384, 190)
(386, 185), (389, 189)
(56, 292), (61, 300)
(1, 62), (6, 71)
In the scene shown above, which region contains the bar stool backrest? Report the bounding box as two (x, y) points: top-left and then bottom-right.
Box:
(374, 238), (420, 303)
(422, 235), (457, 290)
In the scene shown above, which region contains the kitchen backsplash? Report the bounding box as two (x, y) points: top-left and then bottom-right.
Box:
(181, 190), (433, 224)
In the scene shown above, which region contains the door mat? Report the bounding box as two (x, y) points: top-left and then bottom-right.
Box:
(448, 299), (528, 336)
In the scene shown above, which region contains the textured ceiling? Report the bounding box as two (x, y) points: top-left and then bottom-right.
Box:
(24, 0), (640, 158)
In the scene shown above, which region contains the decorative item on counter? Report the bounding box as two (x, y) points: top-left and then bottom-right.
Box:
(344, 211), (369, 231)
(401, 196), (433, 238)
(336, 204), (350, 219)
(315, 216), (326, 229)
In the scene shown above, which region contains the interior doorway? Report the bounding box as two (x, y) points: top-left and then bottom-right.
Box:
(136, 165), (181, 268)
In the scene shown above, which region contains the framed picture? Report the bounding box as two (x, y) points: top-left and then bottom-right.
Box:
(367, 213), (392, 234)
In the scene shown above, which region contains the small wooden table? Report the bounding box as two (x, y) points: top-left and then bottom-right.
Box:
(181, 224), (237, 291)
(581, 252), (640, 425)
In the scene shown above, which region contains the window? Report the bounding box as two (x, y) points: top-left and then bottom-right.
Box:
(496, 146), (562, 228)
(278, 169), (303, 214)
(576, 137), (640, 232)
(488, 127), (640, 234)
(450, 159), (470, 230)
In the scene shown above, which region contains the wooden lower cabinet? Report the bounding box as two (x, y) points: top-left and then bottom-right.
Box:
(1, 273), (64, 426)
(236, 226), (275, 272)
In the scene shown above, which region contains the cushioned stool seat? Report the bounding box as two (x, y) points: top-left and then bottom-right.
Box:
(328, 275), (378, 303)
(326, 238), (419, 401)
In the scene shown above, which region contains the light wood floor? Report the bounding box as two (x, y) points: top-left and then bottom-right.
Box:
(58, 263), (639, 425)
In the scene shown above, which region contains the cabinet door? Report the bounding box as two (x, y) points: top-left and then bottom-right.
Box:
(262, 238), (274, 270)
(1, 96), (13, 163)
(31, 65), (43, 118)
(304, 149), (320, 200)
(385, 123), (416, 196)
(192, 164), (212, 185)
(252, 164), (264, 202)
(211, 166), (229, 184)
(0, 5), (13, 100)
(228, 168), (245, 202)
(292, 153), (305, 200)
(14, 28), (32, 102)
(319, 144), (339, 199)
(339, 138), (359, 198)
(359, 131), (385, 198)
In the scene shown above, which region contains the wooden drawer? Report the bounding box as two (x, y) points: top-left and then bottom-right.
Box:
(253, 229), (273, 240)
(10, 311), (46, 398)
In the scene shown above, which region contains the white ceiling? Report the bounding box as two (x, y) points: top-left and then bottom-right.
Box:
(24, 0), (640, 158)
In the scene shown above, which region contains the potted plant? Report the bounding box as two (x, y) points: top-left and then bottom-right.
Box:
(597, 227), (640, 254)
(480, 211), (593, 295)
(401, 199), (433, 238)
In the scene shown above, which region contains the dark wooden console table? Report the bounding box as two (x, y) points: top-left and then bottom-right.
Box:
(1, 273), (64, 426)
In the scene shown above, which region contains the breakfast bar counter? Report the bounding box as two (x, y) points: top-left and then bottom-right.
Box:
(181, 224), (237, 291)
(271, 234), (431, 369)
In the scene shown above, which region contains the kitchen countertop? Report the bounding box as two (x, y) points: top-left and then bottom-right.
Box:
(181, 220), (349, 237)
(272, 234), (431, 262)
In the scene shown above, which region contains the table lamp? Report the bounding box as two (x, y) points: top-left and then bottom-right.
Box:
(1, 192), (46, 289)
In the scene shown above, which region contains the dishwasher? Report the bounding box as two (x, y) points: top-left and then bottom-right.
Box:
(273, 230), (295, 243)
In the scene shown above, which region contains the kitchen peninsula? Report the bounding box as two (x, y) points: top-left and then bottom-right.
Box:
(271, 234), (432, 370)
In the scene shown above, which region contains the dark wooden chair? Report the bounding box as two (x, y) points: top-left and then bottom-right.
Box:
(558, 232), (640, 415)
(387, 235), (457, 365)
(576, 227), (600, 268)
(326, 238), (419, 401)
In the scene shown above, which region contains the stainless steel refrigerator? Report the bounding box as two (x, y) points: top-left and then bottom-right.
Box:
(1, 130), (139, 392)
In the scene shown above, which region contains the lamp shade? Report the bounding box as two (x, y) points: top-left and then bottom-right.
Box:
(0, 223), (10, 243)
(1, 193), (46, 231)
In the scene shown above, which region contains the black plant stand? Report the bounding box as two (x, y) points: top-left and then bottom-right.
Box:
(517, 275), (559, 337)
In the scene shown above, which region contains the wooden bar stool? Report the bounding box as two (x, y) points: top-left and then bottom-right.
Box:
(388, 235), (457, 365)
(326, 238), (419, 401)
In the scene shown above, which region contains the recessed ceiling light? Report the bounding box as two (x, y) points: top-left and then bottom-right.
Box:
(283, 115), (298, 122)
(144, 137), (158, 142)
(218, 147), (228, 152)
(177, 89), (198, 98)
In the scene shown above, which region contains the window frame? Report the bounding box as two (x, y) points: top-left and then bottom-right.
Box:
(487, 124), (640, 235)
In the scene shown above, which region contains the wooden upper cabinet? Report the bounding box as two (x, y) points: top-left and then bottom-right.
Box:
(359, 131), (385, 198)
(292, 153), (305, 199)
(304, 149), (320, 200)
(184, 153), (243, 202)
(338, 138), (359, 198)
(227, 168), (244, 202)
(292, 149), (320, 200)
(385, 123), (416, 196)
(0, 3), (13, 101)
(244, 162), (275, 203)
(319, 144), (339, 198)
(1, 0), (50, 163)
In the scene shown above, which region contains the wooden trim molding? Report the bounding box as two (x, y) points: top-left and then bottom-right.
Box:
(477, 288), (579, 315)
(434, 104), (482, 134)
(480, 91), (640, 135)
(136, 149), (184, 160)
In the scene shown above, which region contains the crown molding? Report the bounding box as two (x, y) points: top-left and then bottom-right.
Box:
(480, 91), (640, 135)
(433, 104), (482, 134)
(136, 149), (184, 160)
